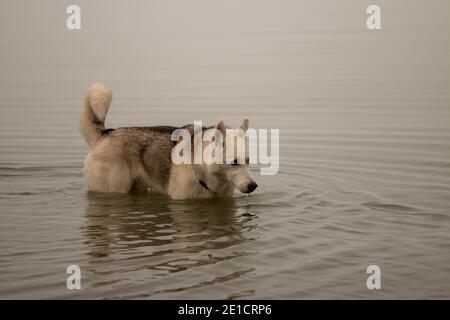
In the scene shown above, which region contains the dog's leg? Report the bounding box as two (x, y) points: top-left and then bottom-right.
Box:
(83, 153), (134, 193)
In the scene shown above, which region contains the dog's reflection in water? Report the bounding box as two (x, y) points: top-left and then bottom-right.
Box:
(81, 192), (256, 279)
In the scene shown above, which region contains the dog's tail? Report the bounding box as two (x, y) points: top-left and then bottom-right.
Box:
(79, 83), (112, 147)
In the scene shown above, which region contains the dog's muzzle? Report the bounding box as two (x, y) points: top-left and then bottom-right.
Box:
(244, 181), (258, 193)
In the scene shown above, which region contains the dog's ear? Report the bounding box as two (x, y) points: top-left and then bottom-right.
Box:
(215, 120), (226, 136)
(214, 120), (226, 146)
(240, 118), (249, 132)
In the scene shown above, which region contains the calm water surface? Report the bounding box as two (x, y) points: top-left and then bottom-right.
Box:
(0, 1), (449, 299)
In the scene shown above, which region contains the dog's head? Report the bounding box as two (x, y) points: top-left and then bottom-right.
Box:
(195, 119), (257, 195)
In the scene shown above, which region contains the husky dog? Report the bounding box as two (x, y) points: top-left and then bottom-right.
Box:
(79, 83), (257, 200)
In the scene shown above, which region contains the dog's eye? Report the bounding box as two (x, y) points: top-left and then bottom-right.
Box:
(232, 159), (239, 166)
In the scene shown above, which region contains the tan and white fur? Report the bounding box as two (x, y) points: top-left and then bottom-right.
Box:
(79, 83), (257, 200)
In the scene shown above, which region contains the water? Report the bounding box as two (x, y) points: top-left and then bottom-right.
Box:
(1, 1), (449, 299)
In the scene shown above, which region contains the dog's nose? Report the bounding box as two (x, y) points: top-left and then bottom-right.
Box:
(246, 182), (258, 193)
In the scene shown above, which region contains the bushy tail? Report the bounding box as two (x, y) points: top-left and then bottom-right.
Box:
(79, 83), (112, 147)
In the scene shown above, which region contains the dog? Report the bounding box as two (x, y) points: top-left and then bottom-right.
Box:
(79, 83), (257, 200)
